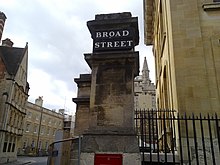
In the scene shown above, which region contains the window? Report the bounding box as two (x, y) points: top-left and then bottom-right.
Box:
(31, 140), (35, 148)
(36, 114), (39, 121)
(27, 112), (32, 118)
(41, 126), (44, 134)
(47, 128), (50, 135)
(42, 116), (46, 123)
(45, 142), (48, 150)
(23, 141), (27, 149)
(3, 142), (7, 152)
(7, 142), (11, 152)
(26, 123), (30, 132)
(12, 137), (15, 152)
(7, 136), (13, 152)
(38, 141), (42, 150)
(33, 125), (38, 133)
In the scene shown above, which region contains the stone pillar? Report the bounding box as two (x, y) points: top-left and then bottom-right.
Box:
(72, 74), (91, 136)
(80, 12), (141, 165)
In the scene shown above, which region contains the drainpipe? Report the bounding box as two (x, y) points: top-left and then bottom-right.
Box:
(36, 106), (43, 156)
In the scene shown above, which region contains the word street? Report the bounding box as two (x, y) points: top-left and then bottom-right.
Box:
(94, 40), (133, 49)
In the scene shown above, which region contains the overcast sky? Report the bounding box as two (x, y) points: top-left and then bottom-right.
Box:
(1, 0), (155, 115)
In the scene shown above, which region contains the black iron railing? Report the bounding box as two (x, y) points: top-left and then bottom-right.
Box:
(135, 109), (220, 165)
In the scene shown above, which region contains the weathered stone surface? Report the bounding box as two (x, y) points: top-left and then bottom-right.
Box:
(81, 134), (139, 153)
(73, 74), (91, 136)
(85, 52), (139, 129)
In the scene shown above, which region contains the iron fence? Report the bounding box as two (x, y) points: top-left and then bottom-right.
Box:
(135, 109), (220, 165)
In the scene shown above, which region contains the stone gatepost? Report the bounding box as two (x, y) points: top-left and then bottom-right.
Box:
(80, 12), (141, 165)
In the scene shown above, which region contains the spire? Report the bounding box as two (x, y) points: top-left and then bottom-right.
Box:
(142, 57), (150, 84)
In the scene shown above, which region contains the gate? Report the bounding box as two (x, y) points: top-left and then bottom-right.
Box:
(135, 109), (220, 165)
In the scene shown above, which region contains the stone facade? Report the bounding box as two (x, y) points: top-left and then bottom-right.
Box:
(63, 114), (75, 137)
(144, 0), (220, 115)
(0, 36), (29, 163)
(144, 0), (220, 163)
(18, 97), (64, 156)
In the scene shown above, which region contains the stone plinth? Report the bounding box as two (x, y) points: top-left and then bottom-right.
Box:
(80, 52), (140, 165)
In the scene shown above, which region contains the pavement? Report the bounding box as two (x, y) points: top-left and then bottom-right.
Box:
(3, 160), (31, 165)
(3, 156), (47, 165)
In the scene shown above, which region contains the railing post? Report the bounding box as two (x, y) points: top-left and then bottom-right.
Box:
(78, 135), (81, 165)
(208, 114), (216, 165)
(200, 113), (207, 165)
(192, 113), (199, 165)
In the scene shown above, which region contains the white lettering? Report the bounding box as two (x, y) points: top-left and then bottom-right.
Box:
(95, 30), (131, 39)
(121, 41), (126, 47)
(103, 32), (108, 38)
(127, 40), (133, 47)
(96, 32), (102, 38)
(109, 31), (115, 38)
(122, 30), (129, 36)
(114, 41), (120, 47)
(107, 42), (113, 48)
(100, 42), (106, 48)
(94, 42), (100, 48)
(94, 40), (133, 50)
(115, 31), (121, 37)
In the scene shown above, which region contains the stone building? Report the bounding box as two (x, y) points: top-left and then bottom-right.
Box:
(134, 57), (156, 110)
(0, 12), (29, 163)
(144, 0), (220, 115)
(143, 0), (220, 163)
(63, 114), (75, 137)
(18, 97), (64, 156)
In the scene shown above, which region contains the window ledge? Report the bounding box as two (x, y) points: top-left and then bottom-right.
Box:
(203, 3), (220, 11)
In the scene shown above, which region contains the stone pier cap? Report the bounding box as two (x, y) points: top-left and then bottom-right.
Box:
(87, 12), (139, 52)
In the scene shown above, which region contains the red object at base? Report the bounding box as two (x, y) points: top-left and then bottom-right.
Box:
(94, 154), (123, 165)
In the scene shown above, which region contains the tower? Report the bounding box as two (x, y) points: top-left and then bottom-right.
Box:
(134, 57), (156, 110)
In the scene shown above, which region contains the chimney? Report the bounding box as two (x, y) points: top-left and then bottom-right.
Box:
(59, 109), (65, 114)
(2, 38), (13, 47)
(0, 11), (7, 42)
(35, 96), (43, 107)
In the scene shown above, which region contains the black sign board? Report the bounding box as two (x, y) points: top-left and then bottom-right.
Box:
(92, 29), (134, 52)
